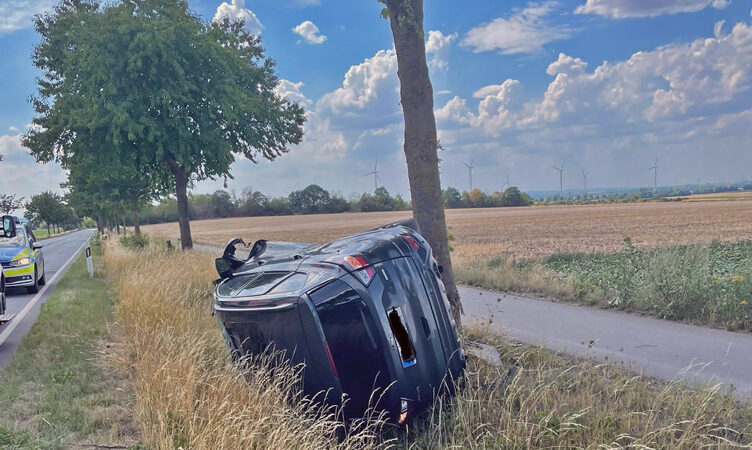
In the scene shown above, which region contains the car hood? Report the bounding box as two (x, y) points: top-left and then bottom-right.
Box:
(0, 247), (25, 262)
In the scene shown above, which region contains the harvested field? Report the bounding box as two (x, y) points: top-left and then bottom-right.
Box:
(143, 199), (752, 262)
(670, 191), (752, 202)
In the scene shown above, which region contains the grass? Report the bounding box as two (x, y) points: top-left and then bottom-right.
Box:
(0, 241), (139, 449)
(400, 326), (752, 448)
(32, 229), (73, 241)
(104, 240), (383, 449)
(457, 239), (752, 331)
(104, 239), (752, 448)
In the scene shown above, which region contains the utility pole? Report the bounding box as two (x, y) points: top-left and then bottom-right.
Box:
(582, 169), (588, 195)
(552, 161), (565, 193)
(363, 159), (380, 191)
(463, 160), (475, 191)
(648, 157), (658, 193)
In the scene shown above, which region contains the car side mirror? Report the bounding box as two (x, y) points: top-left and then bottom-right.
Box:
(32, 242), (43, 249)
(1, 216), (16, 238)
(216, 238), (252, 279)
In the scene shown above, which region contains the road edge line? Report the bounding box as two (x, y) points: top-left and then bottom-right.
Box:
(0, 239), (88, 346)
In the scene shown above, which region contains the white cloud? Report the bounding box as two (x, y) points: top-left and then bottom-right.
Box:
(0, 134), (67, 211)
(276, 79), (309, 105)
(213, 0), (263, 35)
(292, 20), (327, 44)
(0, 0), (55, 35)
(317, 49), (401, 129)
(462, 1), (573, 54)
(574, 0), (730, 19)
(426, 30), (458, 70)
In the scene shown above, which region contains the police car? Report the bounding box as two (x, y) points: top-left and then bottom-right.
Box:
(0, 216), (46, 295)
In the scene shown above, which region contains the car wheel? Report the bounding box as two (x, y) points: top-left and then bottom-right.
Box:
(27, 267), (39, 294)
(38, 268), (46, 286)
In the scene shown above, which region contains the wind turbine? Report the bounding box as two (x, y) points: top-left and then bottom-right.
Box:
(363, 159), (381, 191)
(552, 161), (565, 193)
(582, 169), (588, 195)
(648, 157), (658, 193)
(463, 160), (475, 191)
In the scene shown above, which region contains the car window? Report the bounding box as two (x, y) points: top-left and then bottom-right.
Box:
(0, 226), (25, 248)
(217, 274), (256, 297)
(234, 272), (290, 297)
(269, 273), (308, 294)
(26, 226), (36, 243)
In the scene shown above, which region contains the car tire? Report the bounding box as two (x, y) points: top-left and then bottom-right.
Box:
(27, 267), (39, 294)
(39, 268), (46, 286)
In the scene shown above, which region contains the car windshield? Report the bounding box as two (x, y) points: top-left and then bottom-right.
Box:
(0, 227), (25, 248)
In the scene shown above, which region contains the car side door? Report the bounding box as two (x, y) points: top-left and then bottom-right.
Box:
(26, 225), (42, 273)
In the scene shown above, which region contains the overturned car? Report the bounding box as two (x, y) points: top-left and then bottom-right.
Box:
(213, 220), (465, 423)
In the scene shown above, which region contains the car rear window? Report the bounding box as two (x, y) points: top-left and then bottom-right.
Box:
(310, 280), (391, 418)
(235, 272), (290, 297)
(218, 271), (291, 297)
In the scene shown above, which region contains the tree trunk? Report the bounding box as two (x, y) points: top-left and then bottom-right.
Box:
(46, 223), (50, 236)
(166, 157), (193, 249)
(385, 0), (463, 325)
(96, 216), (103, 234)
(133, 209), (141, 235)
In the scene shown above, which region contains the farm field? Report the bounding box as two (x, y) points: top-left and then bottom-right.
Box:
(142, 199), (752, 262)
(669, 190), (752, 202)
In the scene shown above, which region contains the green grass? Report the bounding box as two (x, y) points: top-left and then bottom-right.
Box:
(457, 239), (752, 331)
(0, 242), (139, 449)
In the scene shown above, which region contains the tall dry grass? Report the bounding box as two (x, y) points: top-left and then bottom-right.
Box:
(104, 242), (385, 449)
(104, 240), (752, 449)
(401, 326), (752, 448)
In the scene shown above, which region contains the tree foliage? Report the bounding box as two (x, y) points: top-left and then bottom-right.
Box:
(0, 194), (24, 214)
(25, 191), (79, 233)
(24, 0), (304, 248)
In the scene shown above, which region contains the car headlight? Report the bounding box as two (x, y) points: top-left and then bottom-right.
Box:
(10, 258), (31, 267)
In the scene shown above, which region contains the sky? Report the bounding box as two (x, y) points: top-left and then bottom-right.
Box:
(1, 0), (752, 203)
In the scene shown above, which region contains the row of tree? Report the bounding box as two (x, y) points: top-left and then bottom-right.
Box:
(1, 192), (80, 234)
(131, 184), (531, 226)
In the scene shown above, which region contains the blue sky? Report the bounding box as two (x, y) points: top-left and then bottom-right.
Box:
(2, 0), (752, 202)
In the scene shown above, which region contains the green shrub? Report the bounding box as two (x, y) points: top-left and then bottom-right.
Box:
(544, 239), (752, 331)
(119, 233), (149, 251)
(81, 217), (97, 228)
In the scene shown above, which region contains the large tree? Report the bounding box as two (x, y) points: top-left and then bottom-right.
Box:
(24, 0), (305, 249)
(379, 0), (463, 324)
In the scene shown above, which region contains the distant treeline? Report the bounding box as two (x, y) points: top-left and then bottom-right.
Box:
(537, 182), (752, 204)
(135, 184), (534, 225)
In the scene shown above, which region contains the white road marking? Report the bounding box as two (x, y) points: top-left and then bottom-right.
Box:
(0, 239), (87, 346)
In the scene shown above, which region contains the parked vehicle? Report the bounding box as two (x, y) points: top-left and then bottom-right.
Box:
(213, 220), (465, 423)
(0, 216), (45, 294)
(1, 216), (17, 327)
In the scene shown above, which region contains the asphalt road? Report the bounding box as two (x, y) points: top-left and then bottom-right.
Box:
(461, 286), (752, 400)
(0, 229), (94, 372)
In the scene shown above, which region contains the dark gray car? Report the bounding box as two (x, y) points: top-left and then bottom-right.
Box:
(213, 220), (465, 423)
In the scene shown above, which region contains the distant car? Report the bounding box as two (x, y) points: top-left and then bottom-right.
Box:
(0, 217), (45, 294)
(213, 219), (466, 424)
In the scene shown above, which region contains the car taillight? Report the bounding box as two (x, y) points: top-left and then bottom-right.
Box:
(325, 341), (339, 378)
(401, 233), (419, 251)
(325, 254), (375, 286)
